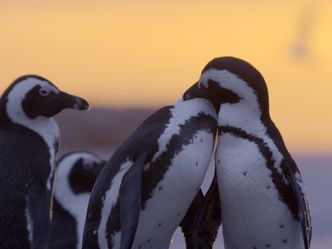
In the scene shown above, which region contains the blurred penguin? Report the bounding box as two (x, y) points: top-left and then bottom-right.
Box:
(50, 152), (105, 249)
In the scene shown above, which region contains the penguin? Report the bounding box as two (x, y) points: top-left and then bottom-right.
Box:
(0, 75), (89, 249)
(82, 83), (219, 249)
(50, 152), (106, 249)
(198, 57), (312, 249)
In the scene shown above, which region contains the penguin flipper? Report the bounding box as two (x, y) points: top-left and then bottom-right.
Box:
(282, 160), (312, 249)
(180, 172), (221, 249)
(180, 189), (204, 229)
(119, 151), (149, 249)
(26, 179), (50, 249)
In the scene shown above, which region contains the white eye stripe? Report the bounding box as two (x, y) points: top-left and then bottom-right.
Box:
(38, 81), (60, 95)
(198, 79), (209, 88)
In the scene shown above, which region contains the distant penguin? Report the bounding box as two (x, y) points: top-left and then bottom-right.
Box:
(198, 57), (312, 249)
(82, 83), (219, 249)
(50, 152), (105, 249)
(0, 75), (89, 249)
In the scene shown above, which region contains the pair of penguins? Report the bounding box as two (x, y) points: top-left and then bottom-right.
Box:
(0, 57), (311, 249)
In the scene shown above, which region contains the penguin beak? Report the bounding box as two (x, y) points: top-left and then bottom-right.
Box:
(183, 82), (210, 101)
(57, 91), (90, 111)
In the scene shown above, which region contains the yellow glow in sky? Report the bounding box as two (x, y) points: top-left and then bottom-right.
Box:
(0, 0), (331, 153)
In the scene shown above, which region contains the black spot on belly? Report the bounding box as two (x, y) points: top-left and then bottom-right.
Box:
(282, 238), (288, 244)
(267, 185), (271, 189)
(195, 161), (198, 166)
(265, 243), (270, 248)
(147, 238), (151, 243)
(158, 186), (163, 191)
(279, 224), (284, 229)
(138, 245), (142, 249)
(200, 139), (204, 143)
(243, 171), (247, 176)
(176, 212), (181, 217)
(158, 223), (163, 227)
(217, 159), (220, 164)
(253, 247), (257, 249)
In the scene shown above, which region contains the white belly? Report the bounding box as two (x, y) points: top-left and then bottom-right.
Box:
(113, 131), (214, 249)
(216, 133), (304, 249)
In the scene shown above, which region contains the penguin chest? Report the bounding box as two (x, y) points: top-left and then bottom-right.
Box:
(131, 130), (215, 249)
(216, 133), (303, 249)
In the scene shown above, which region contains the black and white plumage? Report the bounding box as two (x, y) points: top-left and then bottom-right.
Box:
(82, 86), (218, 249)
(0, 75), (89, 249)
(198, 57), (312, 249)
(50, 152), (105, 249)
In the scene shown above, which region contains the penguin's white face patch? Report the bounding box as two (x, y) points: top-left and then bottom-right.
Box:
(199, 69), (259, 109)
(199, 69), (263, 131)
(55, 152), (103, 201)
(6, 77), (59, 125)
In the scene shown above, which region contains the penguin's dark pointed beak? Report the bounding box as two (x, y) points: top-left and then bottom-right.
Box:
(183, 82), (206, 101)
(183, 81), (222, 113)
(58, 91), (90, 111)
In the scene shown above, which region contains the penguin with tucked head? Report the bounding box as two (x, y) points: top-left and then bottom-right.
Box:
(50, 152), (105, 249)
(82, 81), (219, 249)
(0, 75), (89, 249)
(198, 57), (312, 249)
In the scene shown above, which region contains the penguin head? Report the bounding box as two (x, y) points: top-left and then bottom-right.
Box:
(0, 75), (89, 125)
(197, 57), (270, 119)
(56, 152), (105, 195)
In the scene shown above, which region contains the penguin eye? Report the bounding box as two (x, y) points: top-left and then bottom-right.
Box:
(82, 163), (93, 170)
(39, 89), (50, 96)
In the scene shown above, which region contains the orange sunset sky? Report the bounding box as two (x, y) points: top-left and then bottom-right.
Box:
(0, 0), (331, 154)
